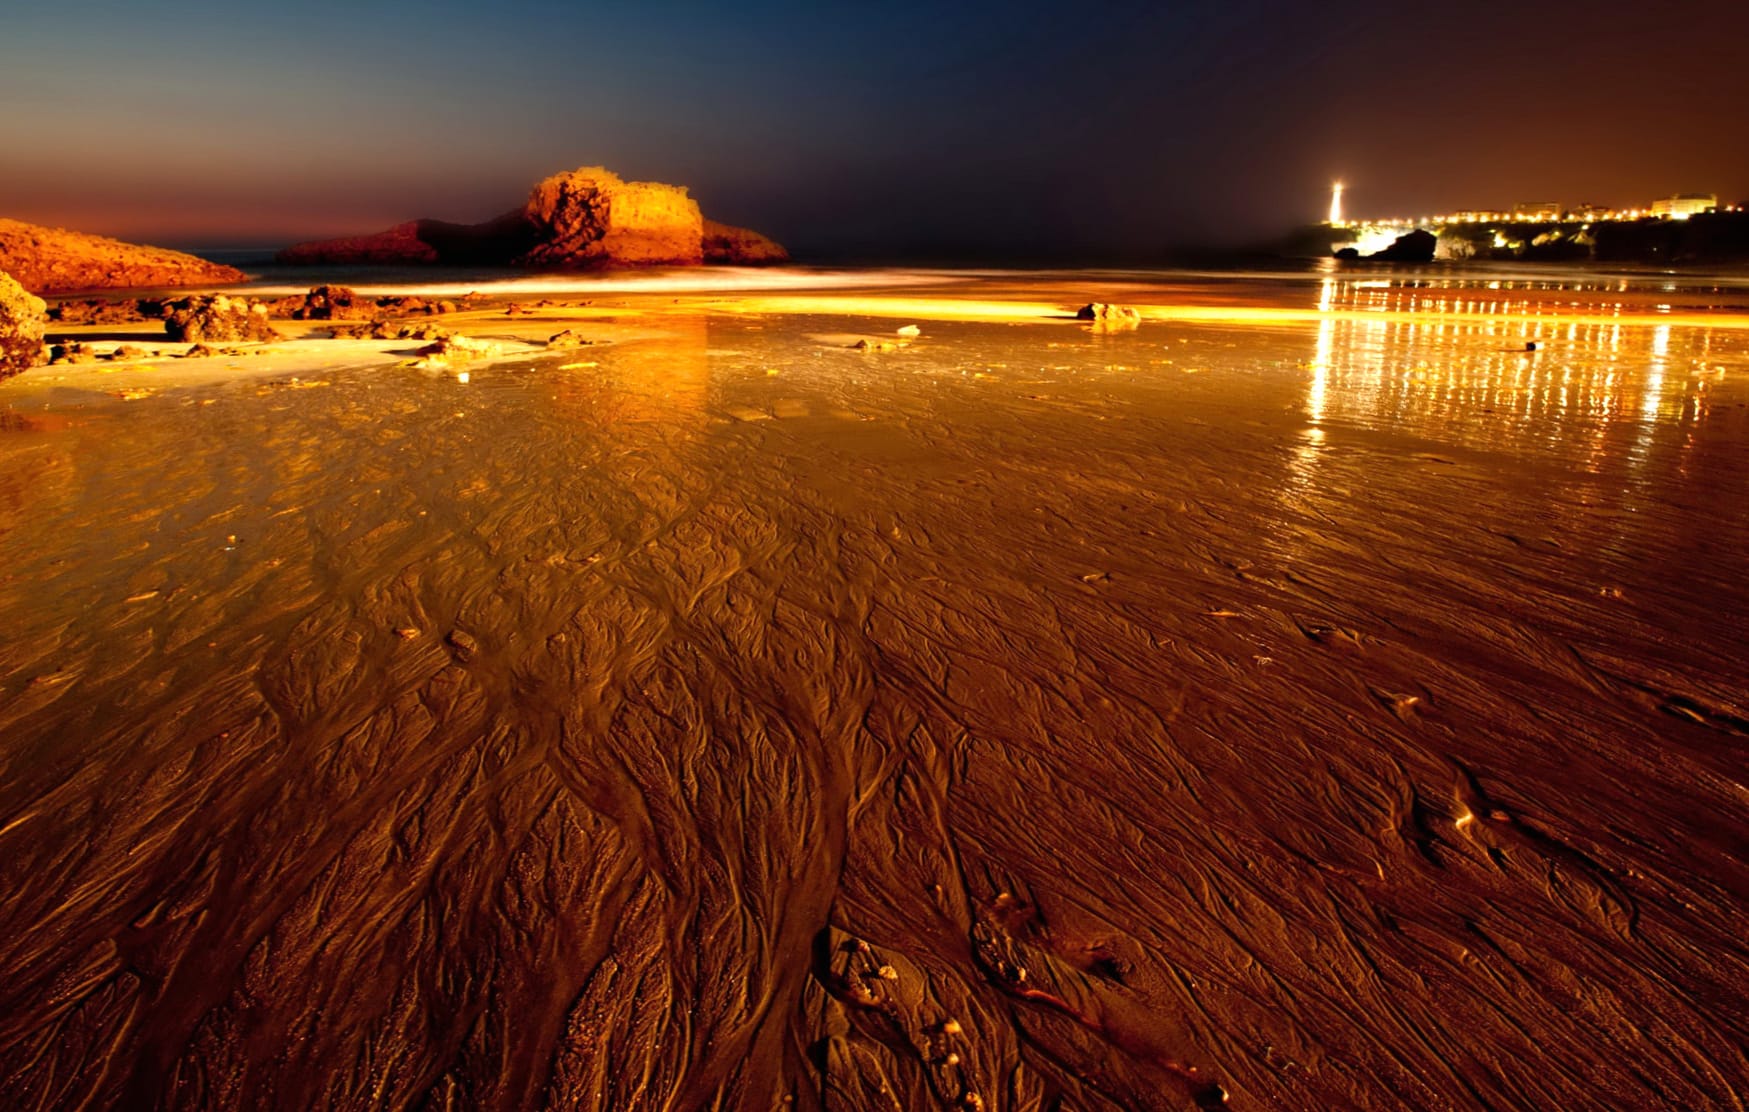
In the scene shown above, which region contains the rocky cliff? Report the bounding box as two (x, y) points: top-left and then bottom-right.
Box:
(0, 219), (245, 294)
(279, 167), (785, 268)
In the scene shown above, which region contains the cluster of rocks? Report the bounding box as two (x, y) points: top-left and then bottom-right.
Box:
(163, 295), (280, 344)
(46, 297), (165, 325)
(278, 165), (788, 269)
(327, 320), (451, 341)
(272, 285), (459, 322)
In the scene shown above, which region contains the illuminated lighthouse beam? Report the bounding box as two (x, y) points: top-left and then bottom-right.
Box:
(1329, 181), (1345, 226)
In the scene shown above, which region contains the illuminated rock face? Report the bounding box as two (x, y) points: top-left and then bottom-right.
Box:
(278, 167), (786, 269)
(518, 167), (703, 267)
(0, 270), (47, 379)
(0, 219), (244, 295)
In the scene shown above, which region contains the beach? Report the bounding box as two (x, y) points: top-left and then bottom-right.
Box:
(1, 265), (1745, 1110)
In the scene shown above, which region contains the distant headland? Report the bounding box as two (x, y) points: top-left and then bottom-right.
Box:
(1281, 187), (1749, 265)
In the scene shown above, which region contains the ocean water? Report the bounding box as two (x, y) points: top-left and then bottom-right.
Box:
(1, 266), (1745, 1110)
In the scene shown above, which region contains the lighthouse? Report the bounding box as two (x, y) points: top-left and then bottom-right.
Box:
(1329, 181), (1345, 226)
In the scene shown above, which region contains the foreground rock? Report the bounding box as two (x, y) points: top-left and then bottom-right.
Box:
(163, 295), (279, 343)
(0, 270), (48, 379)
(279, 166), (786, 269)
(0, 219), (244, 295)
(411, 334), (500, 370)
(1076, 302), (1142, 328)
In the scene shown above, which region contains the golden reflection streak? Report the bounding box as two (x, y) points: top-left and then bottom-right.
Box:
(708, 295), (1749, 331)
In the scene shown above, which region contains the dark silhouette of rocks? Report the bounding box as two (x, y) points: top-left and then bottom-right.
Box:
(276, 211), (540, 267)
(46, 297), (165, 325)
(0, 219), (244, 294)
(1366, 230), (1437, 263)
(0, 270), (47, 379)
(278, 167), (786, 269)
(704, 219), (789, 265)
(163, 295), (279, 344)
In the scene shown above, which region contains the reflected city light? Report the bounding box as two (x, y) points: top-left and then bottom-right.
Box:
(1297, 275), (1716, 480)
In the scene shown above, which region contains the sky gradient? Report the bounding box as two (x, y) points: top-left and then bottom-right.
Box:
(3, 0), (1747, 259)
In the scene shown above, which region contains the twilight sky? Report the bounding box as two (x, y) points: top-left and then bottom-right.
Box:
(3, 0), (1747, 259)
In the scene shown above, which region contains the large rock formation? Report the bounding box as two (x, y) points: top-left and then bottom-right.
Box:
(0, 270), (48, 379)
(278, 167), (785, 269)
(0, 219), (244, 294)
(518, 167), (702, 266)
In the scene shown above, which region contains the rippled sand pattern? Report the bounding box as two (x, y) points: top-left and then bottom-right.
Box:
(1, 275), (1747, 1110)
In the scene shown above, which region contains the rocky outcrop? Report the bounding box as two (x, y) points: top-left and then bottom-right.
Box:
(0, 270), (48, 379)
(1364, 230), (1437, 263)
(704, 219), (789, 264)
(276, 211), (540, 267)
(277, 222), (438, 267)
(278, 166), (783, 269)
(163, 295), (279, 344)
(519, 167), (703, 267)
(0, 219), (244, 294)
(294, 285), (372, 320)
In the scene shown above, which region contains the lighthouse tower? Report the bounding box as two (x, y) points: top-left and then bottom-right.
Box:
(1329, 182), (1345, 226)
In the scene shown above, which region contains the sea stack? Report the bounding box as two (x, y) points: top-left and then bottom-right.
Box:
(517, 167), (704, 266)
(278, 166), (788, 268)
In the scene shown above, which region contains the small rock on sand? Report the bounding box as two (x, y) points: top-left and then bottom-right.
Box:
(1076, 302), (1141, 328)
(445, 630), (479, 662)
(546, 329), (596, 349)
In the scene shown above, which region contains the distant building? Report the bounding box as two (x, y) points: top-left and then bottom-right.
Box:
(1567, 203), (1612, 221)
(1512, 201), (1562, 222)
(1650, 193), (1718, 219)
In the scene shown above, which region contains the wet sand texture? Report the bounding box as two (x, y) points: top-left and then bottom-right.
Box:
(1, 282), (1747, 1110)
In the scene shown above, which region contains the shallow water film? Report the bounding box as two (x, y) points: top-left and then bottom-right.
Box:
(2, 269), (1746, 1110)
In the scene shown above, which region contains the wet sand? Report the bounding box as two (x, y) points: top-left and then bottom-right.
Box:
(1, 268), (1746, 1110)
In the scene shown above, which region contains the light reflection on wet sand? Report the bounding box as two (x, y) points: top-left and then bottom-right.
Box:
(1, 272), (1746, 1110)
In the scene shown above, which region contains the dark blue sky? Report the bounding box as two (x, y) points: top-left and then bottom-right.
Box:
(3, 0), (1746, 257)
